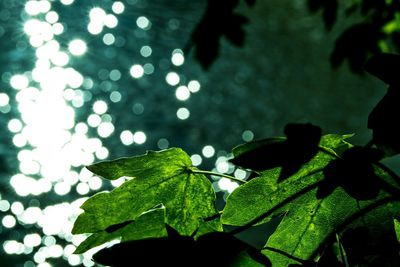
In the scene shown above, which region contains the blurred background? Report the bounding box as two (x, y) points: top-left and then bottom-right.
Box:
(0, 0), (392, 266)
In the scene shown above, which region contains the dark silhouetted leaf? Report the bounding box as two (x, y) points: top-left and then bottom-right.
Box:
(307, 0), (338, 30)
(331, 23), (382, 73)
(72, 148), (220, 238)
(188, 0), (250, 69)
(368, 87), (400, 156)
(340, 220), (400, 267)
(364, 53), (400, 86)
(230, 123), (322, 181)
(365, 53), (400, 155)
(92, 227), (270, 267)
(317, 146), (384, 200)
(322, 0), (338, 30)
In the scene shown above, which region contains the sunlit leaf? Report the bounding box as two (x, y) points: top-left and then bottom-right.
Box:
(72, 148), (219, 237)
(74, 207), (167, 254)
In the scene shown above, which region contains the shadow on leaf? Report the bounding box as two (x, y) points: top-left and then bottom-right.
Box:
(230, 123), (321, 182)
(340, 226), (400, 267)
(93, 224), (270, 267)
(317, 146), (384, 200)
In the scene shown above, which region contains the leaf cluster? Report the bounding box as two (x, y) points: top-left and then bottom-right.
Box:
(71, 53), (400, 265)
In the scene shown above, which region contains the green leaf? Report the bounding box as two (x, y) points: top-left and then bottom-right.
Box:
(318, 133), (353, 156)
(74, 207), (167, 254)
(223, 137), (400, 266)
(222, 150), (334, 226)
(72, 148), (219, 237)
(394, 218), (400, 242)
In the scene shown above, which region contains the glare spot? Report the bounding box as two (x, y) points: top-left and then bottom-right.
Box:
(218, 178), (239, 193)
(45, 11), (59, 24)
(13, 134), (28, 147)
(120, 130), (134, 145)
(89, 7), (106, 21)
(143, 63), (154, 74)
(68, 254), (82, 265)
(165, 72), (180, 86)
(188, 80), (201, 93)
(60, 0), (74, 5)
(10, 75), (29, 90)
(176, 107), (190, 120)
(34, 250), (46, 263)
(44, 236), (56, 247)
(24, 234), (42, 247)
(136, 16), (151, 30)
(133, 131), (146, 144)
(132, 103), (144, 114)
(52, 23), (64, 35)
(130, 64), (144, 79)
(47, 244), (63, 258)
(242, 130), (254, 142)
(38, 0), (51, 13)
(96, 147), (109, 160)
(68, 39), (87, 56)
(11, 202), (24, 215)
(140, 46), (152, 57)
(234, 168), (247, 180)
(202, 145), (215, 158)
(216, 161), (229, 173)
(112, 2), (125, 14)
(93, 100), (108, 115)
(111, 177), (127, 188)
(171, 49), (184, 66)
(157, 138), (169, 149)
(0, 200), (10, 212)
(2, 215), (16, 228)
(19, 207), (42, 225)
(54, 182), (71, 195)
(175, 86), (190, 101)
(109, 69), (121, 81)
(3, 240), (23, 254)
(191, 154), (202, 166)
(103, 33), (115, 45)
(88, 176), (102, 191)
(87, 114), (101, 127)
(76, 183), (90, 195)
(51, 51), (69, 66)
(109, 91), (121, 103)
(0, 93), (10, 106)
(8, 119), (23, 133)
(97, 122), (114, 138)
(104, 14), (118, 28)
(25, 1), (41, 16)
(87, 22), (103, 35)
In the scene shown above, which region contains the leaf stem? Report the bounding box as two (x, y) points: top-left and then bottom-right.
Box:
(336, 233), (349, 267)
(190, 169), (247, 184)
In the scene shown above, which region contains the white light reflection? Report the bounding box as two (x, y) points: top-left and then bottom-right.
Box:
(130, 64), (144, 78)
(68, 39), (87, 56)
(2, 3), (120, 265)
